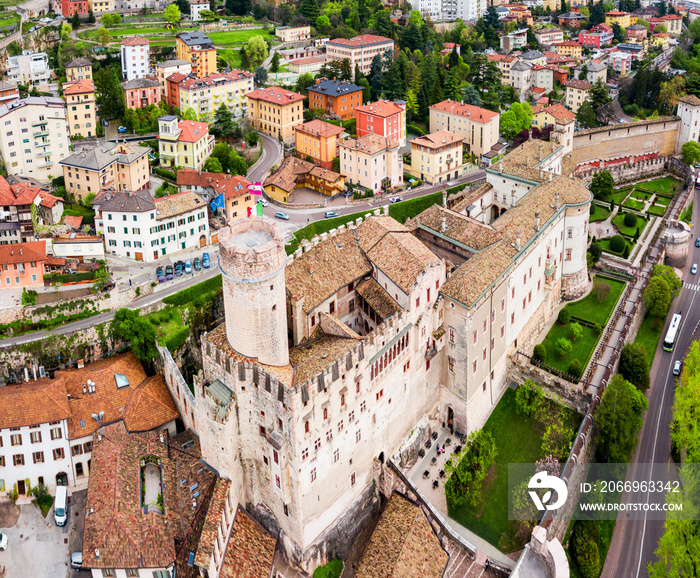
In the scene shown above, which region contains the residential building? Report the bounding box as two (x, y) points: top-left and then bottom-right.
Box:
(264, 156), (345, 201)
(5, 51), (51, 89)
(500, 28), (528, 52)
(575, 60), (607, 84)
(59, 0), (88, 16)
(93, 189), (210, 260)
(551, 40), (583, 57)
(294, 120), (345, 169)
(51, 234), (105, 261)
(63, 79), (96, 139)
(488, 53), (518, 84)
(165, 72), (188, 109)
(520, 49), (548, 66)
(558, 12), (586, 27)
(564, 78), (591, 112)
(326, 35), (395, 80)
(0, 352), (177, 496)
(510, 60), (533, 99)
(91, 0), (111, 13)
(657, 14), (683, 36)
(0, 82), (19, 106)
(429, 99), (500, 157)
(531, 65), (554, 92)
(190, 0), (210, 20)
(531, 102), (575, 151)
(60, 141), (150, 202)
(608, 50), (633, 74)
(546, 64), (569, 84)
(158, 116), (215, 170)
(544, 50), (578, 68)
(605, 10), (631, 27)
(677, 94), (700, 145)
(339, 134), (402, 192)
(121, 77), (161, 109)
(176, 169), (256, 219)
(615, 42), (645, 59)
(651, 32), (670, 49)
(440, 43), (461, 56)
(0, 240), (63, 289)
(287, 56), (326, 75)
(307, 78), (364, 120)
(0, 96), (70, 181)
(534, 27), (564, 46)
(65, 58), (93, 82)
(275, 25), (311, 42)
(120, 36), (150, 81)
(176, 69), (254, 121)
(578, 23), (614, 47)
(0, 178), (64, 229)
(154, 59), (191, 102)
(625, 23), (648, 42)
(176, 31), (217, 77)
(408, 131), (464, 184)
(246, 86), (305, 140)
(355, 99), (407, 147)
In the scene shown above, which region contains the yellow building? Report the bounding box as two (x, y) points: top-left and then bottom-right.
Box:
(63, 79), (96, 139)
(158, 115), (215, 170)
(650, 32), (670, 49)
(176, 31), (217, 77)
(294, 120), (345, 169)
(551, 41), (583, 57)
(246, 86), (305, 140)
(177, 69), (254, 121)
(605, 10), (631, 28)
(408, 131), (464, 185)
(275, 26), (311, 42)
(59, 142), (150, 203)
(91, 0), (111, 13)
(564, 79), (592, 113)
(65, 58), (93, 82)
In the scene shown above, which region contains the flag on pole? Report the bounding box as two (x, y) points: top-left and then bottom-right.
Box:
(249, 182), (263, 195)
(210, 193), (225, 211)
(247, 202), (264, 217)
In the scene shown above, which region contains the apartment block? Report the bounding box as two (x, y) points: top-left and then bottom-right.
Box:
(326, 35), (394, 80)
(5, 51), (51, 89)
(154, 59), (191, 102)
(121, 77), (161, 109)
(120, 36), (150, 81)
(65, 58), (93, 82)
(177, 69), (254, 121)
(246, 86), (305, 140)
(158, 115), (214, 170)
(408, 131), (464, 185)
(275, 25), (311, 42)
(294, 120), (345, 169)
(340, 134), (402, 193)
(429, 99), (500, 157)
(354, 99), (406, 147)
(63, 79), (96, 139)
(176, 31), (217, 77)
(190, 0), (210, 20)
(307, 78), (364, 120)
(564, 79), (592, 112)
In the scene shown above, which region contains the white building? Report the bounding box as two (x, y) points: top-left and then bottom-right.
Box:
(93, 189), (210, 261)
(51, 235), (105, 261)
(0, 97), (70, 181)
(510, 60), (533, 100)
(340, 134), (403, 193)
(677, 94), (700, 146)
(5, 50), (52, 88)
(120, 36), (150, 82)
(411, 0), (483, 21)
(190, 0), (210, 20)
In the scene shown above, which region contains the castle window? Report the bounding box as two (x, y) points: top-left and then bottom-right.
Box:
(314, 438), (321, 451)
(259, 426), (266, 436)
(305, 421), (310, 434)
(329, 301), (335, 314)
(311, 468), (317, 482)
(323, 407), (328, 420)
(302, 448), (309, 461)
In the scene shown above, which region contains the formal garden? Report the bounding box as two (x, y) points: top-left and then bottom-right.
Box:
(445, 385), (581, 553)
(533, 276), (626, 381)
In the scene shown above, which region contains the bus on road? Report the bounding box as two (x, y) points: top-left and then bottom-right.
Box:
(663, 313), (682, 352)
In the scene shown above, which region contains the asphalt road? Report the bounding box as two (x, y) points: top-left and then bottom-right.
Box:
(602, 186), (700, 578)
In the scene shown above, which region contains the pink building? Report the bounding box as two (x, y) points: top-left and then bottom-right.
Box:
(0, 240), (64, 290)
(578, 23), (613, 48)
(121, 77), (161, 109)
(326, 35), (394, 80)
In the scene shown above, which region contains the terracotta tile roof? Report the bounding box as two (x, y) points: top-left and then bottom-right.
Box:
(0, 378), (70, 429)
(294, 119), (345, 138)
(679, 95), (700, 106)
(177, 120), (211, 143)
(429, 100), (499, 123)
(220, 508), (276, 578)
(64, 215), (84, 229)
(264, 156), (341, 195)
(123, 375), (179, 433)
(356, 493), (449, 578)
(328, 34), (393, 47)
(179, 69), (253, 91)
(154, 191), (206, 220)
(409, 131), (463, 149)
(289, 332), (359, 383)
(565, 79), (592, 90)
(491, 138), (561, 183)
(194, 479), (232, 568)
(166, 72), (189, 85)
(121, 36), (149, 45)
(63, 79), (95, 95)
(552, 40), (582, 47)
(286, 228), (372, 313)
(0, 240), (50, 266)
(288, 56), (325, 65)
(355, 100), (405, 118)
(319, 311), (363, 339)
(340, 134), (399, 155)
(535, 103), (576, 123)
(414, 204), (501, 251)
(177, 169), (252, 200)
(606, 10), (628, 15)
(355, 277), (402, 319)
(246, 85), (305, 105)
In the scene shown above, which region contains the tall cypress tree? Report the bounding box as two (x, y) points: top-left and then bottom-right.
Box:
(300, 0), (321, 22)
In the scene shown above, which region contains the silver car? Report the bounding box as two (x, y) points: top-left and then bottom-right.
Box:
(673, 360), (682, 376)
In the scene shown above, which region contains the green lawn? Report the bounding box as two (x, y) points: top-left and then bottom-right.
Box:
(564, 275), (626, 326)
(219, 48), (243, 69)
(611, 188), (631, 204)
(647, 204), (667, 217)
(653, 195), (671, 206)
(599, 237), (632, 256)
(630, 189), (653, 202)
(590, 203), (611, 223)
(62, 203), (95, 226)
(634, 315), (665, 366)
(207, 29), (275, 45)
(612, 212), (647, 237)
(541, 322), (601, 374)
(79, 25), (175, 38)
(640, 176), (681, 195)
(447, 388), (581, 552)
(622, 198), (645, 211)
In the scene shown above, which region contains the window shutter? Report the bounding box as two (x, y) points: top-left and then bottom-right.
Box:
(332, 362), (339, 381)
(317, 372), (325, 392)
(265, 373), (271, 392)
(238, 362), (245, 381)
(346, 352), (352, 371)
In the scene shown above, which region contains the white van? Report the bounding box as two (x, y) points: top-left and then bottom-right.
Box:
(54, 485), (67, 526)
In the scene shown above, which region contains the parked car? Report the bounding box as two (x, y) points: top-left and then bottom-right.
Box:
(54, 486), (67, 527)
(258, 199), (268, 207)
(118, 126), (128, 133)
(202, 252), (210, 268)
(324, 211), (339, 218)
(275, 211), (290, 220)
(165, 265), (174, 280)
(696, 237), (700, 248)
(174, 263), (183, 277)
(0, 532), (7, 551)
(184, 259), (192, 274)
(70, 551), (83, 571)
(344, 191), (353, 197)
(390, 196), (404, 203)
(193, 257), (201, 271)
(673, 360), (682, 375)
(156, 266), (164, 278)
(693, 264), (698, 275)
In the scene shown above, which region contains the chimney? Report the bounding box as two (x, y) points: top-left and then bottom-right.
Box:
(442, 190), (447, 207)
(511, 189), (516, 206)
(83, 384), (87, 394)
(516, 229), (522, 250)
(24, 367), (29, 382)
(308, 263), (314, 275)
(555, 191), (560, 210)
(535, 210), (540, 231)
(441, 214), (447, 233)
(499, 159), (503, 172)
(539, 142), (543, 161)
(539, 167), (543, 180)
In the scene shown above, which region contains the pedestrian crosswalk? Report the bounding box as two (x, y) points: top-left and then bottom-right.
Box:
(684, 283), (700, 292)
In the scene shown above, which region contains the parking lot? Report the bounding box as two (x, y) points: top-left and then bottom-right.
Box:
(0, 490), (86, 578)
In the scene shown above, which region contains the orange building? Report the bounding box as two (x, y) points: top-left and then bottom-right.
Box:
(294, 120), (345, 169)
(0, 240), (64, 290)
(165, 72), (188, 109)
(307, 78), (364, 120)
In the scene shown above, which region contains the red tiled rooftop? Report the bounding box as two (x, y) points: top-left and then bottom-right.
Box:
(246, 86), (305, 105)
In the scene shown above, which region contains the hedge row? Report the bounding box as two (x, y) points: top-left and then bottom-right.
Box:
(44, 271), (97, 283)
(154, 167), (177, 181)
(165, 325), (190, 352)
(162, 275), (223, 306)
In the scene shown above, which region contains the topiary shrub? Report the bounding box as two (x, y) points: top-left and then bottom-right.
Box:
(624, 212), (637, 228)
(558, 308), (571, 325)
(568, 359), (582, 379)
(532, 344), (546, 364)
(623, 244), (631, 258)
(589, 203), (596, 215)
(609, 234), (626, 253)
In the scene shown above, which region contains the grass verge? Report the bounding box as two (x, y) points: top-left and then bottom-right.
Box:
(540, 322), (601, 374)
(634, 315), (664, 366)
(564, 275), (626, 326)
(599, 237), (632, 256)
(612, 213), (646, 237)
(590, 203), (611, 223)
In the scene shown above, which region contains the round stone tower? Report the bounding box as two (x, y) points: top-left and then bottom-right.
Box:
(218, 217), (289, 367)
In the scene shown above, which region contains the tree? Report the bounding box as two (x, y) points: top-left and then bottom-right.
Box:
(270, 52), (281, 73)
(558, 308), (572, 325)
(682, 141), (700, 166)
(94, 66), (124, 120)
(576, 101), (598, 129)
(612, 22), (625, 43)
(572, 521), (601, 578)
(659, 76), (685, 115)
(570, 322), (583, 342)
(624, 212), (638, 228)
(300, 0), (321, 21)
(164, 3), (181, 25)
(500, 110), (521, 140)
(593, 278), (611, 301)
(541, 410), (574, 459)
(556, 337), (573, 357)
(619, 342), (650, 390)
(254, 66), (268, 85)
(86, 9), (96, 23)
(316, 14), (330, 29)
(590, 241), (602, 264)
(203, 157), (223, 172)
(444, 429), (497, 508)
(657, 0), (667, 16)
(609, 234), (626, 253)
(70, 11), (81, 28)
(578, 64), (589, 81)
(174, 0), (190, 14)
(568, 359), (583, 379)
(595, 374), (647, 462)
(463, 84), (483, 106)
(199, 9), (218, 20)
(101, 13), (114, 26)
(96, 27), (111, 45)
(211, 142), (232, 173)
(652, 264), (682, 293)
(245, 130), (259, 146)
(109, 308), (158, 364)
(590, 169), (614, 201)
(247, 36), (268, 64)
(589, 78), (611, 110)
(226, 0), (251, 16)
(6, 41), (22, 56)
(211, 103), (234, 139)
(404, 87), (418, 120)
(532, 344), (546, 364)
(515, 380), (545, 417)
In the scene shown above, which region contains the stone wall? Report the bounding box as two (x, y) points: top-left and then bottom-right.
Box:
(575, 156), (670, 182)
(663, 221), (691, 268)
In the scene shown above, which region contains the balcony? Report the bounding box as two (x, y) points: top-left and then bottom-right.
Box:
(37, 160), (53, 168)
(425, 345), (437, 360)
(32, 120), (47, 127)
(33, 130), (49, 138)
